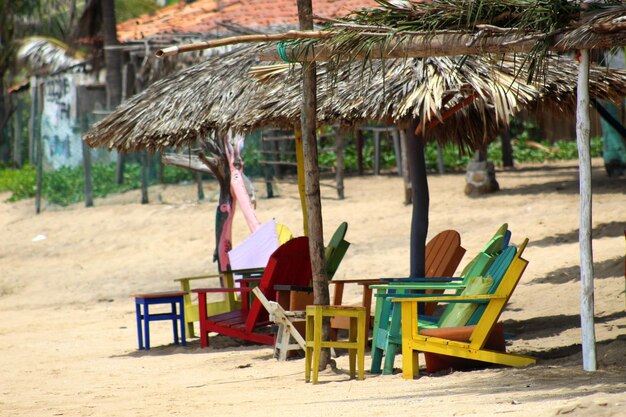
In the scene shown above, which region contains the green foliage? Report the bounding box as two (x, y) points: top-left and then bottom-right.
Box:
(115, 0), (160, 23)
(0, 164), (37, 201)
(0, 161), (195, 205)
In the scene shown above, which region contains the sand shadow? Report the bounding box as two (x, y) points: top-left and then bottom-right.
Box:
(492, 170), (625, 197)
(529, 256), (625, 284)
(503, 311), (626, 341)
(529, 221), (626, 248)
(111, 334), (272, 358)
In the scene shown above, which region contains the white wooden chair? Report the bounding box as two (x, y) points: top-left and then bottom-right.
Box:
(252, 287), (306, 360)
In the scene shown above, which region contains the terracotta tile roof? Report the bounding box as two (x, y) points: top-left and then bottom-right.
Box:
(117, 0), (380, 42)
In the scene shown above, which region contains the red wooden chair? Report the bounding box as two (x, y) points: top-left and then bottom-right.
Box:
(193, 237), (312, 347)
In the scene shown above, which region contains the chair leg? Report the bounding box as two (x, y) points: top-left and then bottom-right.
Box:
(371, 295), (392, 374)
(312, 308), (323, 384)
(172, 302), (179, 345)
(383, 302), (403, 374)
(135, 301), (144, 350)
(305, 313), (314, 382)
(179, 300), (186, 346)
(348, 316), (357, 379)
(143, 303), (151, 350)
(357, 310), (366, 381)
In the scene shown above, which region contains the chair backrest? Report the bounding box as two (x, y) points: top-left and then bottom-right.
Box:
(424, 230), (466, 278)
(245, 237), (312, 331)
(469, 239), (529, 349)
(459, 223), (508, 279)
(467, 244), (519, 325)
(437, 245), (517, 327)
(325, 222), (350, 280)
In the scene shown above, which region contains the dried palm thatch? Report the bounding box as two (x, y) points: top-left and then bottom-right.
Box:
(313, 0), (626, 80)
(84, 44), (626, 153)
(18, 36), (85, 73)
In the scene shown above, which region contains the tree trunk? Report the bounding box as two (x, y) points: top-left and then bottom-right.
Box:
(406, 118), (429, 280)
(101, 0), (124, 184)
(501, 128), (514, 168)
(294, 127), (308, 235)
(576, 49), (597, 372)
(101, 0), (122, 109)
(297, 0), (330, 370)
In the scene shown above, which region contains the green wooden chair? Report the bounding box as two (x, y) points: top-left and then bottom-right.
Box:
(329, 229), (466, 338)
(396, 239), (535, 379)
(370, 232), (515, 374)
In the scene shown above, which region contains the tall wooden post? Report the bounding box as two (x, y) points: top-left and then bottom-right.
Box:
(81, 114), (94, 208)
(406, 118), (429, 279)
(12, 97), (22, 167)
(355, 128), (364, 175)
(141, 152), (149, 204)
(501, 128), (514, 168)
(297, 0), (330, 368)
(335, 126), (346, 200)
(399, 127), (412, 204)
(294, 127), (308, 235)
(576, 49), (597, 372)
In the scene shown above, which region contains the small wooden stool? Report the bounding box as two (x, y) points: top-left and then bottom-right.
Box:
(133, 291), (187, 350)
(305, 305), (366, 384)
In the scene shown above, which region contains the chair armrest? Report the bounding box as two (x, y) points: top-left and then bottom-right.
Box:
(379, 277), (464, 283)
(237, 277), (262, 285)
(274, 284), (313, 293)
(173, 273), (225, 282)
(329, 278), (381, 284)
(370, 282), (466, 291)
(230, 267), (265, 276)
(391, 294), (501, 304)
(193, 287), (253, 294)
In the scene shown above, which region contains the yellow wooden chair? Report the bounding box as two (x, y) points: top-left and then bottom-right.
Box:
(394, 238), (536, 379)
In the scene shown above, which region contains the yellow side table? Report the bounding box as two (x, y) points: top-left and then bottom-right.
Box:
(305, 305), (366, 384)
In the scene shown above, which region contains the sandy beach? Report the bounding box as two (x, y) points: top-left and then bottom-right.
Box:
(1, 157), (625, 416)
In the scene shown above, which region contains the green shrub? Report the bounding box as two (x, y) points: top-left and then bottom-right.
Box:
(0, 164), (37, 201)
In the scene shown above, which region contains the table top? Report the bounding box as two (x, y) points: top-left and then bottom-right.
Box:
(132, 291), (187, 299)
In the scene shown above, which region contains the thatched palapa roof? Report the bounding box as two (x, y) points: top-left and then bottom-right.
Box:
(84, 43), (626, 154)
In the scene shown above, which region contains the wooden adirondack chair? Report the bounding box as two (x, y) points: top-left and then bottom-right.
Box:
(370, 244), (517, 374)
(329, 230), (466, 337)
(395, 239), (535, 379)
(175, 223), (293, 337)
(193, 236), (312, 347)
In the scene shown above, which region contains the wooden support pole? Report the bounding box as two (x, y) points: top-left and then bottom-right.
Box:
(576, 49), (597, 372)
(294, 127), (308, 235)
(141, 151), (149, 204)
(436, 142), (445, 175)
(406, 118), (429, 280)
(35, 121), (43, 214)
(81, 113), (94, 208)
(298, 0), (330, 369)
(355, 128), (364, 175)
(501, 128), (515, 168)
(399, 127), (412, 205)
(257, 32), (626, 62)
(262, 130), (275, 199)
(12, 97), (22, 167)
(196, 171), (205, 201)
(28, 81), (36, 163)
(335, 126), (346, 200)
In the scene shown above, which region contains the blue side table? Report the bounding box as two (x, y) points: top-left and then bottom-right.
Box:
(133, 291), (187, 350)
